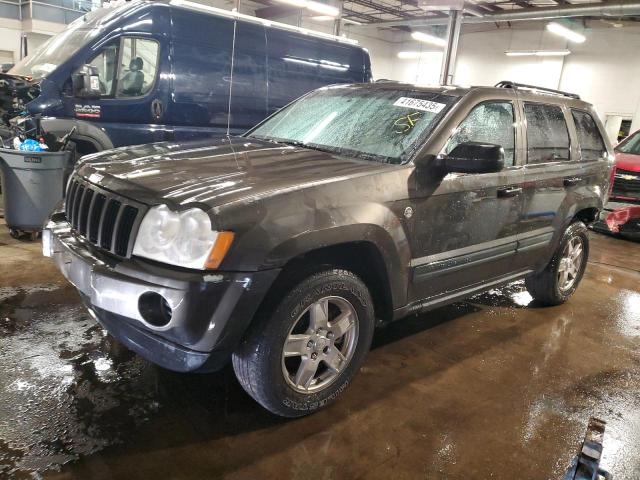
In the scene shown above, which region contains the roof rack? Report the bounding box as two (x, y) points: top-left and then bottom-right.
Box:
(495, 81), (580, 100)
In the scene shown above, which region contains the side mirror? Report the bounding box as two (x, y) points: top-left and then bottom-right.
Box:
(436, 142), (505, 174)
(72, 64), (101, 98)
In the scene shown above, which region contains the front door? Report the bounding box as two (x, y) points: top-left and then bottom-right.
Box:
(408, 99), (525, 303)
(68, 35), (169, 147)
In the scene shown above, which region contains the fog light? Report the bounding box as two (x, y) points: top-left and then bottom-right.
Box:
(138, 292), (172, 327)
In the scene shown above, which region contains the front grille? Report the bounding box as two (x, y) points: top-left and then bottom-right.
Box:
(64, 175), (144, 257)
(612, 169), (640, 198)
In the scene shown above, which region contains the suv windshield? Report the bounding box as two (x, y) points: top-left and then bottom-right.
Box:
(617, 131), (640, 155)
(247, 86), (457, 164)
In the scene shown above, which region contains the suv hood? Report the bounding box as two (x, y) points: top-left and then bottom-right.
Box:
(77, 137), (393, 209)
(615, 151), (640, 172)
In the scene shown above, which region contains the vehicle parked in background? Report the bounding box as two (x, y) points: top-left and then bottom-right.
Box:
(44, 81), (612, 417)
(2, 0), (371, 156)
(591, 129), (640, 239)
(611, 129), (640, 202)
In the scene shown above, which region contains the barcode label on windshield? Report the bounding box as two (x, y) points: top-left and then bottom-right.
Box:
(393, 97), (446, 113)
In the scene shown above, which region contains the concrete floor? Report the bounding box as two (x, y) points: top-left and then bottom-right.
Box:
(1, 220), (640, 480)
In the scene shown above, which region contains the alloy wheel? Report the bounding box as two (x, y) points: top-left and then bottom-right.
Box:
(557, 236), (584, 292)
(281, 296), (359, 393)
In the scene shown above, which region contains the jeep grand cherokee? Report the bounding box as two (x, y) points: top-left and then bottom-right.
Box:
(43, 81), (613, 416)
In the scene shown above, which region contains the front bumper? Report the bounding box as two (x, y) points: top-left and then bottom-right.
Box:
(43, 215), (280, 372)
(592, 201), (640, 239)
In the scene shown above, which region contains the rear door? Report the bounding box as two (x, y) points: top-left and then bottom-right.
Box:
(408, 96), (525, 302)
(513, 100), (580, 271)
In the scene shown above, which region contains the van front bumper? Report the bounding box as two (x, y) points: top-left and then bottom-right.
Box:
(43, 215), (280, 372)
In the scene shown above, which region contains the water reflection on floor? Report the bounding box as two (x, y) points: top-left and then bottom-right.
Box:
(0, 226), (639, 479)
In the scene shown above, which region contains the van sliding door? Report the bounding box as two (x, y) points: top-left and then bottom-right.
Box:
(229, 22), (267, 134)
(265, 29), (365, 116)
(169, 9), (234, 139)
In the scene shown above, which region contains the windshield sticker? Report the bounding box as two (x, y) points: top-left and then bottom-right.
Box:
(75, 104), (101, 119)
(393, 111), (422, 134)
(393, 97), (446, 113)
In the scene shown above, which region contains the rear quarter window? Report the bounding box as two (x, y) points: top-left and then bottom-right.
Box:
(571, 109), (607, 161)
(524, 102), (570, 164)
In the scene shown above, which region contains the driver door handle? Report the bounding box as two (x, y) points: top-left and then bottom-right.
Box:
(497, 186), (522, 198)
(563, 177), (582, 187)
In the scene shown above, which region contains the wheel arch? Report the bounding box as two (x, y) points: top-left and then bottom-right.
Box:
(40, 117), (113, 155)
(258, 222), (410, 325)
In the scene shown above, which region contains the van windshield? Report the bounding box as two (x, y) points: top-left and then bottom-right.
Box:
(11, 28), (97, 79)
(9, 3), (127, 79)
(247, 86), (457, 164)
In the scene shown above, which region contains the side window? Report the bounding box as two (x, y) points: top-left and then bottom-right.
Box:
(524, 103), (570, 164)
(572, 110), (607, 161)
(78, 44), (119, 97)
(445, 101), (516, 167)
(116, 38), (159, 98)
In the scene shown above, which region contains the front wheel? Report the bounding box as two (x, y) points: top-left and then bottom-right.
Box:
(525, 221), (589, 305)
(232, 269), (375, 417)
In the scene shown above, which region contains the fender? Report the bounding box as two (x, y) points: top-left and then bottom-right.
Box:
(261, 203), (411, 310)
(40, 117), (114, 152)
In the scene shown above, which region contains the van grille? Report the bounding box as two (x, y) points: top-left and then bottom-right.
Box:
(65, 175), (145, 257)
(612, 168), (640, 199)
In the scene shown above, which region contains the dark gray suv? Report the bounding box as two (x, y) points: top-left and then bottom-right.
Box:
(43, 81), (613, 416)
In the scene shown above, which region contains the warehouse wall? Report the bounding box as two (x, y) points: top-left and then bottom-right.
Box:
(388, 23), (640, 131)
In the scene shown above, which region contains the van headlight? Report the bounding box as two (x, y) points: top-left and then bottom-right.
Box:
(133, 205), (234, 270)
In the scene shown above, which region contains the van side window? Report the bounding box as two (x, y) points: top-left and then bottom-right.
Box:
(571, 110), (607, 161)
(116, 38), (159, 98)
(524, 103), (570, 163)
(82, 44), (119, 96)
(445, 101), (516, 167)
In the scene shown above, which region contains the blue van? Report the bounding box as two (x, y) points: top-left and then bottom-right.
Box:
(6, 0), (372, 155)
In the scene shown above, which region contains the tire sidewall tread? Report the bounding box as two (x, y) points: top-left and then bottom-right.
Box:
(233, 269), (374, 417)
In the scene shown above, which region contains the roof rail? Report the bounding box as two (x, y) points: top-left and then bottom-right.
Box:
(495, 81), (580, 100)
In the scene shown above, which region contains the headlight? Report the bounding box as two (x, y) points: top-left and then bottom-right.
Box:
(133, 205), (234, 270)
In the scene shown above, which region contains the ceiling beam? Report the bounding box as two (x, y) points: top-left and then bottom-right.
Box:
(254, 3), (299, 18)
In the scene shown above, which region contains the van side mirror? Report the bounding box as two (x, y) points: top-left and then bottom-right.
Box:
(72, 64), (101, 98)
(435, 142), (505, 174)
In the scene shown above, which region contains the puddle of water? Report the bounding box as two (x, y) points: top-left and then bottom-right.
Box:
(0, 285), (160, 477)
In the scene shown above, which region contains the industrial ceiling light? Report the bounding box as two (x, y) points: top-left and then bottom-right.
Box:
(546, 22), (586, 43)
(274, 0), (339, 17)
(311, 15), (361, 25)
(411, 31), (447, 47)
(397, 51), (440, 59)
(505, 50), (571, 57)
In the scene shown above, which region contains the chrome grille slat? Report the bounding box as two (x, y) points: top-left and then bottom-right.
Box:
(78, 189), (94, 236)
(72, 185), (85, 230)
(62, 175), (144, 258)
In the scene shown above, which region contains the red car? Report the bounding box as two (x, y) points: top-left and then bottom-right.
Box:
(594, 129), (640, 239)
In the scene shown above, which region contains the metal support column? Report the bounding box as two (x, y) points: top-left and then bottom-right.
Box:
(334, 2), (343, 36)
(439, 9), (462, 85)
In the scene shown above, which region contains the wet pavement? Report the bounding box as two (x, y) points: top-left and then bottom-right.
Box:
(0, 220), (639, 479)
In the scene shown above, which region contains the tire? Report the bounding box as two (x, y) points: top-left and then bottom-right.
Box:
(232, 269), (375, 417)
(525, 221), (589, 306)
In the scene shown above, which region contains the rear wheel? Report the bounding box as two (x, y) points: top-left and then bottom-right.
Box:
(232, 269), (375, 417)
(525, 221), (589, 305)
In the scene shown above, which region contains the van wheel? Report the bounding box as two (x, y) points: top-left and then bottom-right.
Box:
(232, 269), (374, 417)
(525, 221), (589, 306)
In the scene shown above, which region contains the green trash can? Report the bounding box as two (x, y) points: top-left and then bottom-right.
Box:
(0, 148), (72, 238)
